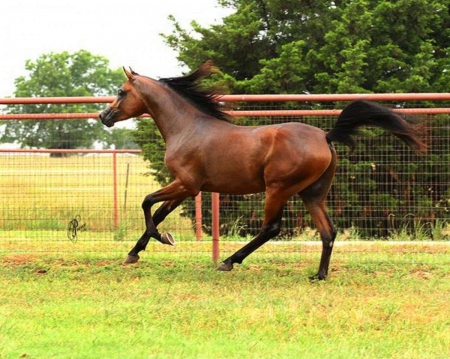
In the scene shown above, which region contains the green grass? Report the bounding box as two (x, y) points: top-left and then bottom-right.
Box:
(2, 156), (450, 358)
(1, 243), (450, 359)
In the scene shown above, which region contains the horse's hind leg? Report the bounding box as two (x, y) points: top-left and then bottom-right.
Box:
(301, 194), (337, 280)
(299, 150), (337, 280)
(217, 190), (287, 271)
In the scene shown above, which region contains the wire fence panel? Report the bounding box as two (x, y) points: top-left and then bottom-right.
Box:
(219, 101), (450, 244)
(0, 151), (195, 253)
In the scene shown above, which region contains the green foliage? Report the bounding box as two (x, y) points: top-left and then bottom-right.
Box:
(132, 119), (170, 185)
(328, 114), (450, 238)
(1, 50), (124, 150)
(163, 0), (450, 95)
(106, 127), (140, 150)
(135, 0), (450, 238)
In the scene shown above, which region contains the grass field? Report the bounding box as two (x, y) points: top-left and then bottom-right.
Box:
(1, 242), (450, 359)
(2, 155), (450, 358)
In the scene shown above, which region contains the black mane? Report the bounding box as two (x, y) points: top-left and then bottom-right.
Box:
(159, 61), (230, 122)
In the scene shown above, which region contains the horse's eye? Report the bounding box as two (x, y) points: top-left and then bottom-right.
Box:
(118, 89), (126, 97)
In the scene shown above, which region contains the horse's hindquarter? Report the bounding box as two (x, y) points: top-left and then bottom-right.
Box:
(197, 122), (332, 195)
(262, 123), (332, 192)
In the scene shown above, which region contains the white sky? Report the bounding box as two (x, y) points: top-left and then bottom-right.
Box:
(0, 0), (234, 98)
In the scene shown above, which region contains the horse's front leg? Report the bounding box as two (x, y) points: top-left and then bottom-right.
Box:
(123, 179), (193, 265)
(152, 197), (186, 244)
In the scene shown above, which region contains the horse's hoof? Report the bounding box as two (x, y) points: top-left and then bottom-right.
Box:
(217, 262), (233, 271)
(123, 255), (140, 265)
(309, 273), (326, 281)
(160, 232), (175, 246)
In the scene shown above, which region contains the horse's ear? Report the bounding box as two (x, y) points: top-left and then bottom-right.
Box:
(123, 67), (135, 80)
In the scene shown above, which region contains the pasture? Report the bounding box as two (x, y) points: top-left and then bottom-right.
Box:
(1, 245), (450, 359)
(1, 154), (450, 358)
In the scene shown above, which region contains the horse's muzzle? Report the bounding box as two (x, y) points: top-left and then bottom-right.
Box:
(99, 108), (115, 128)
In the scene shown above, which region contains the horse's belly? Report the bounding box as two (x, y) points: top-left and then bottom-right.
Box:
(200, 171), (266, 195)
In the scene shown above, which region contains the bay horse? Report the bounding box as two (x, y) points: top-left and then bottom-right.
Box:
(99, 61), (425, 280)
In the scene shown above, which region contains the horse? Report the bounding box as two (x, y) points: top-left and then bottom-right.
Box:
(99, 61), (426, 280)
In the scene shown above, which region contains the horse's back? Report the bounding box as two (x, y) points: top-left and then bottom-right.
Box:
(257, 122), (330, 161)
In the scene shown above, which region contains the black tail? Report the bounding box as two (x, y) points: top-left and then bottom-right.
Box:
(326, 100), (426, 153)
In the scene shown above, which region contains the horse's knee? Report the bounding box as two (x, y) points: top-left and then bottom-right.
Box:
(142, 194), (156, 210)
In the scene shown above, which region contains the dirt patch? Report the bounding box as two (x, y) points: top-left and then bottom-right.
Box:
(0, 254), (120, 269)
(1, 253), (39, 266)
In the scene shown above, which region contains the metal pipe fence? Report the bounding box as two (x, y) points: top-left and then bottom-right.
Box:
(1, 95), (449, 257)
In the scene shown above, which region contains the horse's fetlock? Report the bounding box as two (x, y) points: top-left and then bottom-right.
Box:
(144, 227), (160, 240)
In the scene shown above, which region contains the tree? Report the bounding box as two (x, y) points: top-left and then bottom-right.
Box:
(1, 50), (124, 151)
(137, 0), (450, 238)
(163, 0), (450, 94)
(105, 128), (140, 150)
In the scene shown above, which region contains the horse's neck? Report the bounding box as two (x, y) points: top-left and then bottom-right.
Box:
(142, 87), (193, 142)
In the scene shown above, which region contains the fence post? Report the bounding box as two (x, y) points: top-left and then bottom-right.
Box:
(212, 192), (220, 264)
(195, 192), (202, 241)
(112, 151), (119, 230)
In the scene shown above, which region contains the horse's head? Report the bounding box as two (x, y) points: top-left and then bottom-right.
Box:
(99, 68), (147, 127)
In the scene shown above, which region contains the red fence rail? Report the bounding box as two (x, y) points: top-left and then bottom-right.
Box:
(2, 93), (450, 104)
(2, 107), (450, 120)
(2, 94), (450, 121)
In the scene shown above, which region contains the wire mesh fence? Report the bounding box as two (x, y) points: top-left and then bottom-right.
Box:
(220, 100), (450, 243)
(1, 97), (450, 258)
(0, 151), (179, 250)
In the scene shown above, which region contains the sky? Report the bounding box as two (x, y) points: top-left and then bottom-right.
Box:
(0, 0), (234, 98)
